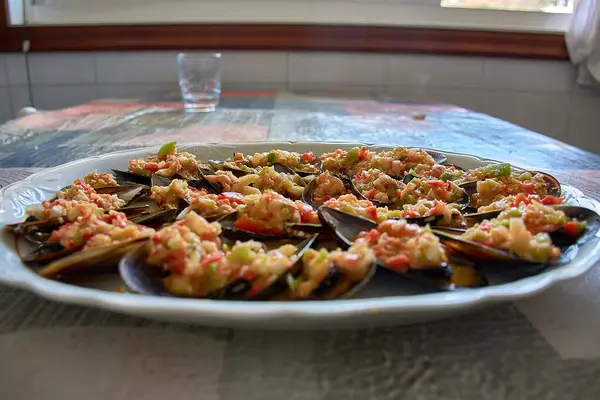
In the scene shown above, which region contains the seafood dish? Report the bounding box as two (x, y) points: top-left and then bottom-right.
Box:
(5, 142), (599, 300)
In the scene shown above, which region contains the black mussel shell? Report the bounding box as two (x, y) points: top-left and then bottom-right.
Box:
(112, 169), (152, 186)
(432, 229), (553, 270)
(208, 160), (256, 177)
(38, 238), (148, 279)
(217, 212), (312, 240)
(309, 262), (377, 300)
(151, 173), (172, 187)
(21, 241), (82, 265)
(318, 207), (472, 291)
(224, 234), (319, 300)
(463, 209), (503, 223)
(302, 177), (318, 209)
(413, 148), (448, 164)
(119, 243), (173, 296)
(531, 171), (561, 197)
(317, 206), (377, 248)
(130, 208), (179, 228)
(549, 205), (600, 247)
(271, 164), (306, 188)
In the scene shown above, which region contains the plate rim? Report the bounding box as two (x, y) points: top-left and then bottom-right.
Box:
(1, 140), (599, 322)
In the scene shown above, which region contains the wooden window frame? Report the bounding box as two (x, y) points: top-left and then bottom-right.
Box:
(0, 1), (568, 59)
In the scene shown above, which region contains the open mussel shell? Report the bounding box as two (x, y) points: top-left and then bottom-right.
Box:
(130, 207), (179, 228)
(318, 206), (377, 248)
(301, 177), (318, 209)
(217, 212), (313, 240)
(271, 163), (306, 187)
(208, 160), (256, 177)
(119, 243), (173, 296)
(420, 148), (448, 164)
(37, 238), (149, 279)
(463, 209), (502, 223)
(21, 241), (82, 265)
(318, 207), (458, 291)
(307, 260), (377, 300)
(431, 229), (552, 275)
(223, 234), (320, 300)
(111, 169), (153, 186)
(530, 171), (561, 197)
(549, 205), (600, 247)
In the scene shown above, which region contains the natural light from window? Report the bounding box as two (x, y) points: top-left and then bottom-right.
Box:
(441, 0), (575, 13)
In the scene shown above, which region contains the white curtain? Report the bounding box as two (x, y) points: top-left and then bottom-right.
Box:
(566, 0), (600, 85)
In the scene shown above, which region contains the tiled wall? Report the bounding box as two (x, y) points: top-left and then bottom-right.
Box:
(1, 51), (599, 154)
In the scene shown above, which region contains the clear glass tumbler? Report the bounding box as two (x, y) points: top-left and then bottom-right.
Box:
(178, 53), (222, 112)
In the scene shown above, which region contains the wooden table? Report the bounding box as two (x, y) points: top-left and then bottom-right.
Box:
(1, 91), (599, 400)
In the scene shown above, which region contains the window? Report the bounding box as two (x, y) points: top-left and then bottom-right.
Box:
(9, 0), (574, 32)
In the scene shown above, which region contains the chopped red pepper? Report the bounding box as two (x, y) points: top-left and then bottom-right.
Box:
(301, 152), (315, 162)
(384, 254), (410, 272)
(541, 195), (563, 205)
(200, 252), (225, 269)
(366, 206), (378, 221)
(145, 163), (160, 173)
(363, 188), (377, 199)
(564, 221), (582, 236)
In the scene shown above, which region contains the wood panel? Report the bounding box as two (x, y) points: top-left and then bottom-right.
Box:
(0, 24), (566, 59)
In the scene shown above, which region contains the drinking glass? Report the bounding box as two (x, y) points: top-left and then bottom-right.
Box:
(178, 53), (222, 112)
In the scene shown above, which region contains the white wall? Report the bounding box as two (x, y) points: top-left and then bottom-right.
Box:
(1, 51), (599, 154)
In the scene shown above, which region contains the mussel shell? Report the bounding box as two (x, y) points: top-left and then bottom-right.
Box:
(218, 211), (314, 241)
(432, 229), (550, 268)
(317, 206), (377, 248)
(549, 205), (600, 247)
(301, 177), (318, 209)
(21, 241), (82, 264)
(225, 234), (319, 300)
(417, 148), (448, 165)
(463, 209), (503, 223)
(308, 262), (377, 300)
(111, 169), (152, 186)
(151, 173), (172, 187)
(130, 208), (179, 228)
(38, 238), (148, 279)
(208, 160), (256, 177)
(531, 171), (561, 197)
(119, 243), (174, 296)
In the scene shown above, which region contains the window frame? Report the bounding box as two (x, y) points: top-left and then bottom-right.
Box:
(0, 0), (569, 60)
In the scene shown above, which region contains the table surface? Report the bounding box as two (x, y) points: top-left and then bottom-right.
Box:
(1, 91), (600, 400)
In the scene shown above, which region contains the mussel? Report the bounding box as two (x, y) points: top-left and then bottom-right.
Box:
(208, 160), (257, 177)
(431, 229), (555, 277)
(7, 205), (150, 245)
(317, 207), (480, 291)
(119, 234), (319, 300)
(217, 211), (319, 241)
(37, 238), (149, 279)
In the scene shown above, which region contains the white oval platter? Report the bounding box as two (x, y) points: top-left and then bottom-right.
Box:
(1, 141), (599, 329)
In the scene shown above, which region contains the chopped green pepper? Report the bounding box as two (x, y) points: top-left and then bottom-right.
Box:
(158, 141), (177, 157)
(342, 148), (359, 166)
(267, 151), (277, 163)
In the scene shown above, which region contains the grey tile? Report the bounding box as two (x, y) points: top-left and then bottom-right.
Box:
(481, 91), (570, 141)
(5, 54), (27, 86)
(29, 53), (96, 85)
(484, 58), (574, 93)
(0, 88), (14, 122)
(9, 85), (33, 116)
(387, 55), (484, 88)
(567, 91), (600, 154)
(96, 84), (175, 100)
(289, 53), (386, 85)
(222, 52), (287, 84)
(95, 52), (180, 84)
(31, 85), (99, 110)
